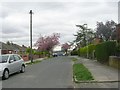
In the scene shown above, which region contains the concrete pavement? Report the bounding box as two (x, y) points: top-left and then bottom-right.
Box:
(71, 56), (119, 88)
(74, 56), (119, 82)
(24, 57), (46, 64)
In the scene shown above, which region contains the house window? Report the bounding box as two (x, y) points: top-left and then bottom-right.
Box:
(9, 51), (12, 54)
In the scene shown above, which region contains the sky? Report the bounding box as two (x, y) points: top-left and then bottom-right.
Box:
(0, 0), (119, 47)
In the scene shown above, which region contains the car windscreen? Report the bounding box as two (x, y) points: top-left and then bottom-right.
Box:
(0, 55), (9, 63)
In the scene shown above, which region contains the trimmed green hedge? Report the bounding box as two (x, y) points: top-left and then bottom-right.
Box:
(79, 46), (87, 57)
(95, 41), (117, 64)
(78, 44), (96, 59)
(88, 44), (96, 59)
(33, 51), (50, 56)
(77, 41), (117, 64)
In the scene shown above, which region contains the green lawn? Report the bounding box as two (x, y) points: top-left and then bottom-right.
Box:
(73, 64), (94, 81)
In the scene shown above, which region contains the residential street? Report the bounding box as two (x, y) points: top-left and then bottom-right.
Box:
(2, 56), (119, 89)
(1, 1), (120, 90)
(2, 57), (73, 88)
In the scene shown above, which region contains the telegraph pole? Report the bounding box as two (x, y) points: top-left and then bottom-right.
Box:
(29, 10), (33, 63)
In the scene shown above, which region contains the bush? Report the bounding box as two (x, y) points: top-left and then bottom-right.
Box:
(78, 44), (96, 59)
(34, 51), (43, 55)
(26, 48), (34, 54)
(95, 41), (117, 64)
(33, 51), (50, 57)
(79, 46), (87, 57)
(71, 50), (78, 55)
(88, 44), (96, 59)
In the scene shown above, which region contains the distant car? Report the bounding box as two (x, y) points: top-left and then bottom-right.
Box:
(52, 53), (58, 57)
(0, 54), (25, 80)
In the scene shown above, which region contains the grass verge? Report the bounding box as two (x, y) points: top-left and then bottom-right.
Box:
(26, 60), (42, 65)
(72, 58), (78, 62)
(73, 63), (94, 81)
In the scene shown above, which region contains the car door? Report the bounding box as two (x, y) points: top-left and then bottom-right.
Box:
(8, 55), (17, 74)
(13, 55), (22, 72)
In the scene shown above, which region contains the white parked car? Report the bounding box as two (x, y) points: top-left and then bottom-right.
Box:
(0, 54), (25, 80)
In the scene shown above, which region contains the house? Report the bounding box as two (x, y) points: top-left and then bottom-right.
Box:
(116, 24), (120, 42)
(93, 37), (103, 45)
(52, 45), (65, 56)
(52, 45), (62, 52)
(0, 42), (27, 54)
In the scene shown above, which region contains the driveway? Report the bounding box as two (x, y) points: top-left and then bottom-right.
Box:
(2, 56), (73, 88)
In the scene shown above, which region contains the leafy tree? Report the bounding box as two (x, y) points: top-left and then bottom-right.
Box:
(34, 33), (60, 52)
(96, 20), (117, 41)
(62, 43), (70, 55)
(74, 24), (95, 47)
(26, 48), (34, 54)
(6, 41), (10, 45)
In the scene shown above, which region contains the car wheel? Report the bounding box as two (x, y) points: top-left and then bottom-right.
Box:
(20, 65), (25, 73)
(2, 69), (9, 80)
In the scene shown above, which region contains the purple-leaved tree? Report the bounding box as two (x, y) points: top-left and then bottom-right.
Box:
(34, 33), (60, 52)
(62, 43), (70, 55)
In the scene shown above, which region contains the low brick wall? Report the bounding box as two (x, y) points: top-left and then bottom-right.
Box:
(21, 55), (29, 61)
(21, 54), (45, 61)
(109, 56), (120, 69)
(33, 55), (39, 60)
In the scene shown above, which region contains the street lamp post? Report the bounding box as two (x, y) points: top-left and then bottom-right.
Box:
(29, 10), (33, 63)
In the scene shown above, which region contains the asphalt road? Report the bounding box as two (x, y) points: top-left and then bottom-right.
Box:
(2, 56), (74, 88)
(2, 56), (119, 89)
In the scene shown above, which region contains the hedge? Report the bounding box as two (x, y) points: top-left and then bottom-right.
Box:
(79, 46), (87, 57)
(78, 44), (96, 59)
(95, 41), (117, 64)
(34, 51), (43, 55)
(88, 44), (96, 59)
(32, 51), (50, 57)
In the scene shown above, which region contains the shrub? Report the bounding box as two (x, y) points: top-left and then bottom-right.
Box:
(79, 46), (87, 57)
(33, 51), (50, 57)
(78, 44), (96, 59)
(34, 51), (42, 55)
(26, 48), (34, 54)
(95, 41), (117, 64)
(71, 50), (78, 55)
(88, 44), (96, 59)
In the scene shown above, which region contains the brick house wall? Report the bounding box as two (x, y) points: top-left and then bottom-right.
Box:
(116, 24), (120, 42)
(1, 50), (14, 54)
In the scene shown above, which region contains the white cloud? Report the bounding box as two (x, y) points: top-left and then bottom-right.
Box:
(0, 1), (118, 47)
